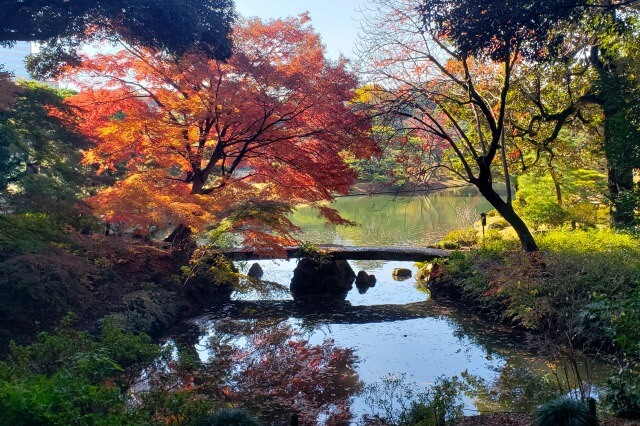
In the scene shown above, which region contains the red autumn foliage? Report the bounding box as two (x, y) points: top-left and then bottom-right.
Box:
(63, 15), (374, 249)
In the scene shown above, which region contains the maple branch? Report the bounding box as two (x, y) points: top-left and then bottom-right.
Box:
(118, 41), (191, 99)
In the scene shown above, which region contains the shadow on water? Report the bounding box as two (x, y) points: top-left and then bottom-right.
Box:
(211, 299), (436, 324)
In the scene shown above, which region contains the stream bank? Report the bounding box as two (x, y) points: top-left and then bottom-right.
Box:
(0, 232), (237, 350)
(423, 229), (640, 421)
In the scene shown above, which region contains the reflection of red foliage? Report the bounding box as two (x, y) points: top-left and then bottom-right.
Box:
(226, 325), (361, 425)
(144, 321), (361, 424)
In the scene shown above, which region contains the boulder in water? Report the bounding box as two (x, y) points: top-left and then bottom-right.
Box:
(247, 262), (264, 279)
(355, 270), (370, 286)
(392, 268), (412, 279)
(355, 270), (376, 294)
(290, 258), (355, 300)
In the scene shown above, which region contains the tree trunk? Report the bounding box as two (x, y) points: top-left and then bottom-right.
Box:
(607, 164), (635, 226)
(476, 179), (538, 252)
(165, 224), (196, 261)
(548, 165), (562, 205)
(190, 177), (204, 195)
(500, 129), (513, 204)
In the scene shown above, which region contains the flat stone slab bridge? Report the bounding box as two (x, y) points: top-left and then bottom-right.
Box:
(222, 245), (451, 261)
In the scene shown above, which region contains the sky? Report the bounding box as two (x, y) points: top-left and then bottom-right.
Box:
(234, 0), (366, 60)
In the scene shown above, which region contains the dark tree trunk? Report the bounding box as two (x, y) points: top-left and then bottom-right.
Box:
(607, 165), (635, 226)
(476, 177), (538, 252)
(190, 178), (204, 195)
(165, 224), (196, 261)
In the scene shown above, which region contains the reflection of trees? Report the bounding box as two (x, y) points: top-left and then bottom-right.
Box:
(161, 292), (616, 421)
(423, 299), (615, 413)
(463, 352), (611, 414)
(351, 259), (386, 271)
(290, 191), (492, 247)
(463, 363), (557, 413)
(180, 320), (362, 425)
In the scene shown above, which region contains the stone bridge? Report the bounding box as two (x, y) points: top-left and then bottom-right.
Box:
(221, 245), (451, 262)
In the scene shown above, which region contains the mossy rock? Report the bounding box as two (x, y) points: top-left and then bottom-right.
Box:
(392, 268), (412, 278)
(290, 258), (355, 300)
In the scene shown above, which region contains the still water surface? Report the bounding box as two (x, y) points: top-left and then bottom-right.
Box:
(170, 189), (607, 424)
(291, 187), (492, 246)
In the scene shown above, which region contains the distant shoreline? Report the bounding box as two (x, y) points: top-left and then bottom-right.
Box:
(343, 178), (472, 197)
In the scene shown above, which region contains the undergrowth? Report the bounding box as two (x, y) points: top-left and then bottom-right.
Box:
(428, 228), (640, 418)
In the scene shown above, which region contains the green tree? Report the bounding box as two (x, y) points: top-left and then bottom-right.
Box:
(0, 80), (90, 218)
(589, 15), (640, 225)
(417, 0), (640, 226)
(0, 0), (235, 78)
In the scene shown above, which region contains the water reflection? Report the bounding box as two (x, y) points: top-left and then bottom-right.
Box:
(291, 187), (494, 246)
(463, 363), (558, 413)
(164, 259), (616, 423)
(186, 261), (509, 421)
(170, 320), (362, 425)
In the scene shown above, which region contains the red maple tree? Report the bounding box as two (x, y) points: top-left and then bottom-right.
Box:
(65, 15), (373, 249)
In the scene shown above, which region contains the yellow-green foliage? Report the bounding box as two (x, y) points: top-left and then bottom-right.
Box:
(434, 229), (640, 350)
(437, 227), (478, 249)
(487, 218), (510, 230)
(515, 170), (608, 229)
(538, 228), (640, 256)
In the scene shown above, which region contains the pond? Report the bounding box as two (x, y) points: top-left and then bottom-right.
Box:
(290, 187), (493, 247)
(167, 189), (611, 425)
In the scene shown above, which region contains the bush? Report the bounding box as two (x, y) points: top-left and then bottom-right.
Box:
(181, 253), (237, 305)
(435, 240), (460, 249)
(0, 249), (94, 346)
(0, 213), (66, 258)
(117, 288), (185, 335)
(487, 218), (510, 230)
(537, 228), (640, 256)
(0, 316), (165, 424)
(521, 199), (569, 228)
(604, 370), (640, 419)
(428, 248), (506, 314)
(437, 228), (478, 249)
(534, 398), (597, 426)
(197, 408), (261, 426)
(482, 230), (520, 252)
(433, 229), (640, 340)
(567, 203), (602, 228)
